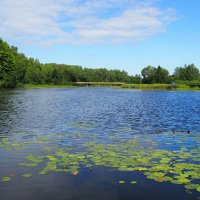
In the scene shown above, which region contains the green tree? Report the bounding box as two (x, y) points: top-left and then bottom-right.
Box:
(155, 66), (169, 83)
(174, 64), (199, 81)
(141, 66), (156, 83)
(185, 64), (199, 81)
(0, 38), (16, 88)
(130, 74), (142, 84)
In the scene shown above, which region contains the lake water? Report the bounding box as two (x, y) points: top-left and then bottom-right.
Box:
(0, 88), (200, 200)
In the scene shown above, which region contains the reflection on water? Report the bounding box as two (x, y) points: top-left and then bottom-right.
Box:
(0, 88), (200, 200)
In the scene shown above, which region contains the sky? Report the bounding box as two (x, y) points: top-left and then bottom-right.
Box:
(0, 0), (200, 75)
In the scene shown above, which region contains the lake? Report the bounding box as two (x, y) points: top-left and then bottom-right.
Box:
(0, 87), (200, 200)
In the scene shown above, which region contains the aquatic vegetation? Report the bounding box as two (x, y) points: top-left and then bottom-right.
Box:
(185, 184), (199, 190)
(0, 137), (24, 151)
(0, 132), (52, 151)
(130, 180), (137, 184)
(22, 174), (32, 178)
(2, 176), (11, 182)
(0, 128), (199, 197)
(119, 180), (125, 184)
(65, 122), (97, 127)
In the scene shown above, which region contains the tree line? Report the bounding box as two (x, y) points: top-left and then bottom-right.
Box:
(141, 64), (200, 84)
(0, 38), (200, 88)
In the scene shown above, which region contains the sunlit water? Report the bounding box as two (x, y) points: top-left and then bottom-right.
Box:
(0, 88), (200, 200)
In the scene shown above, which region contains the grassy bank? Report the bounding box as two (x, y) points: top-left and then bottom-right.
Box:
(21, 84), (75, 89)
(119, 84), (200, 91)
(6, 83), (200, 91)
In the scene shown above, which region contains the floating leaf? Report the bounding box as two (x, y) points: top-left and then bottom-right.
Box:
(22, 174), (32, 178)
(2, 176), (11, 182)
(160, 158), (171, 164)
(185, 184), (199, 190)
(118, 180), (125, 184)
(131, 180), (137, 184)
(46, 155), (56, 161)
(71, 171), (79, 176)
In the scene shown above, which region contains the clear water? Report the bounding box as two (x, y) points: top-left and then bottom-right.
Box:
(0, 88), (200, 200)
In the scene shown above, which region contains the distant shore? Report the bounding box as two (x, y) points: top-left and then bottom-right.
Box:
(19, 84), (75, 89)
(11, 83), (200, 91)
(119, 84), (200, 91)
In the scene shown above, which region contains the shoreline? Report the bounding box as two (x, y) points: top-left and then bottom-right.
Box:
(1, 83), (200, 91)
(24, 83), (200, 91)
(19, 84), (75, 89)
(119, 84), (200, 91)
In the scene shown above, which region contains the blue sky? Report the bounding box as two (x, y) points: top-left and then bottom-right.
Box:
(0, 0), (199, 75)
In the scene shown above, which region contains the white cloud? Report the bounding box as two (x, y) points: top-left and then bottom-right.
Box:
(0, 0), (176, 45)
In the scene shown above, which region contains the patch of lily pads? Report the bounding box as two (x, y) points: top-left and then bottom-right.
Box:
(65, 122), (97, 128)
(0, 129), (200, 196)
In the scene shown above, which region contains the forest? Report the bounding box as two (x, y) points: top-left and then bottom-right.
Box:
(0, 38), (200, 88)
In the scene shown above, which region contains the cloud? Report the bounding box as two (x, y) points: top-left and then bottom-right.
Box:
(0, 0), (176, 45)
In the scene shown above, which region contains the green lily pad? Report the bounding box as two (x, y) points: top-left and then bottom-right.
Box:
(2, 176), (11, 182)
(185, 184), (199, 190)
(118, 180), (125, 184)
(22, 174), (32, 178)
(66, 122), (96, 127)
(131, 180), (137, 184)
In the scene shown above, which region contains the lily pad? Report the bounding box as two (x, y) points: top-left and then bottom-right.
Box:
(131, 180), (137, 184)
(185, 184), (199, 190)
(22, 174), (32, 178)
(2, 176), (11, 182)
(118, 180), (125, 184)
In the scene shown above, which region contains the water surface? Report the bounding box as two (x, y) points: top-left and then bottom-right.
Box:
(0, 88), (200, 200)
